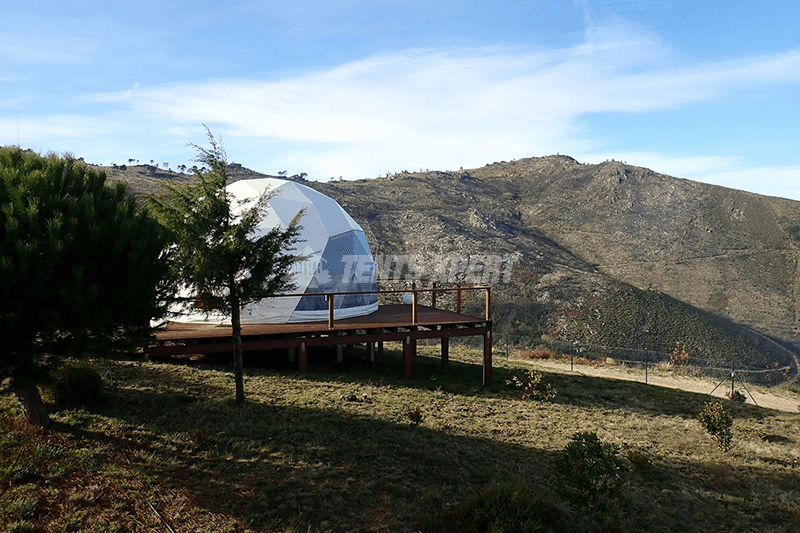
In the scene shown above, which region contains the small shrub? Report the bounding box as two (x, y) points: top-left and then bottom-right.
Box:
(726, 389), (746, 403)
(670, 342), (689, 366)
(698, 401), (733, 451)
(709, 462), (733, 490)
(520, 348), (556, 360)
(51, 364), (106, 408)
(506, 369), (557, 401)
(456, 480), (567, 533)
(406, 406), (424, 426)
(625, 449), (652, 473)
(553, 432), (629, 530)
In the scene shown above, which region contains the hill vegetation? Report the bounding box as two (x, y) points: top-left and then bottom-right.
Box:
(104, 155), (800, 380)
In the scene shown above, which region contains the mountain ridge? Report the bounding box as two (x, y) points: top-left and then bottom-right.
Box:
(102, 155), (800, 376)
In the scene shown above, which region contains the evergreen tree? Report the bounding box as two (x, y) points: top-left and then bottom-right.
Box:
(151, 130), (303, 405)
(0, 147), (169, 426)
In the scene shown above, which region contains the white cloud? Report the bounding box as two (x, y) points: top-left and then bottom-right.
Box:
(689, 166), (800, 201)
(13, 15), (800, 190)
(0, 115), (111, 143)
(92, 33), (800, 154)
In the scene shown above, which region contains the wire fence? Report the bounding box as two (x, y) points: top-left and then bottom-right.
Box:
(494, 334), (796, 391)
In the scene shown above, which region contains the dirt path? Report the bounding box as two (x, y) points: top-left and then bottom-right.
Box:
(526, 359), (800, 413)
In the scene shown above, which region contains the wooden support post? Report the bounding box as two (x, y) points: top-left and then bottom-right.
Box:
(369, 342), (375, 363)
(336, 344), (344, 364)
(287, 347), (296, 363)
(378, 341), (384, 359)
(441, 336), (449, 366)
(328, 294), (335, 330)
(483, 331), (492, 387)
(485, 287), (491, 320)
(299, 341), (308, 372)
(412, 289), (418, 325)
(403, 335), (414, 379)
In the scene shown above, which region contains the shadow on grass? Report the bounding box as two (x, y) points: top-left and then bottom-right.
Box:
(155, 342), (519, 398)
(70, 362), (799, 533)
(143, 345), (777, 422)
(91, 384), (558, 532)
(5, 353), (799, 533)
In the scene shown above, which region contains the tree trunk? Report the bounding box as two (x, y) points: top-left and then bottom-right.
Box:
(12, 380), (52, 428)
(231, 292), (245, 406)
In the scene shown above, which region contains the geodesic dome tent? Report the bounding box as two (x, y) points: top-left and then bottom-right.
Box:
(172, 178), (378, 325)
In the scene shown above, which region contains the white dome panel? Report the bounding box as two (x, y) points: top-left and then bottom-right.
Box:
(171, 177), (378, 324)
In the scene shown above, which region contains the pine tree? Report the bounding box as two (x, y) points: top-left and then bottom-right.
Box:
(0, 147), (169, 426)
(150, 130), (303, 405)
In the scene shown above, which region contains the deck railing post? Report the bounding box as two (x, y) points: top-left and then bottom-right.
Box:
(485, 286), (491, 321)
(456, 284), (462, 314)
(431, 281), (437, 309)
(412, 288), (418, 325)
(328, 293), (335, 330)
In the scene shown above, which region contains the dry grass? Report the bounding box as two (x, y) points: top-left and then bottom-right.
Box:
(1, 344), (799, 532)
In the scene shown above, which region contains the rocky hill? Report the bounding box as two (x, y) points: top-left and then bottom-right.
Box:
(104, 156), (800, 376)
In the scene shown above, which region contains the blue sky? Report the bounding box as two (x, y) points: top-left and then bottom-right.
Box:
(3, 1), (800, 199)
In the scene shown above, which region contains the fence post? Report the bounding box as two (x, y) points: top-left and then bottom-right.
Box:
(645, 348), (648, 384)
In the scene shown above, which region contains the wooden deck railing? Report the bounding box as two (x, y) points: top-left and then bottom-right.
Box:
(262, 283), (491, 330)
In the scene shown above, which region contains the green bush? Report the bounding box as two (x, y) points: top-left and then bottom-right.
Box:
(51, 364), (106, 408)
(698, 401), (733, 450)
(456, 480), (568, 533)
(553, 432), (629, 530)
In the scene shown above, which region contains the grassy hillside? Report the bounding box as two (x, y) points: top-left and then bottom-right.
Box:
(2, 351), (799, 532)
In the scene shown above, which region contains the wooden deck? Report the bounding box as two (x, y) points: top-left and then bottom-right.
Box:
(148, 304), (493, 385)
